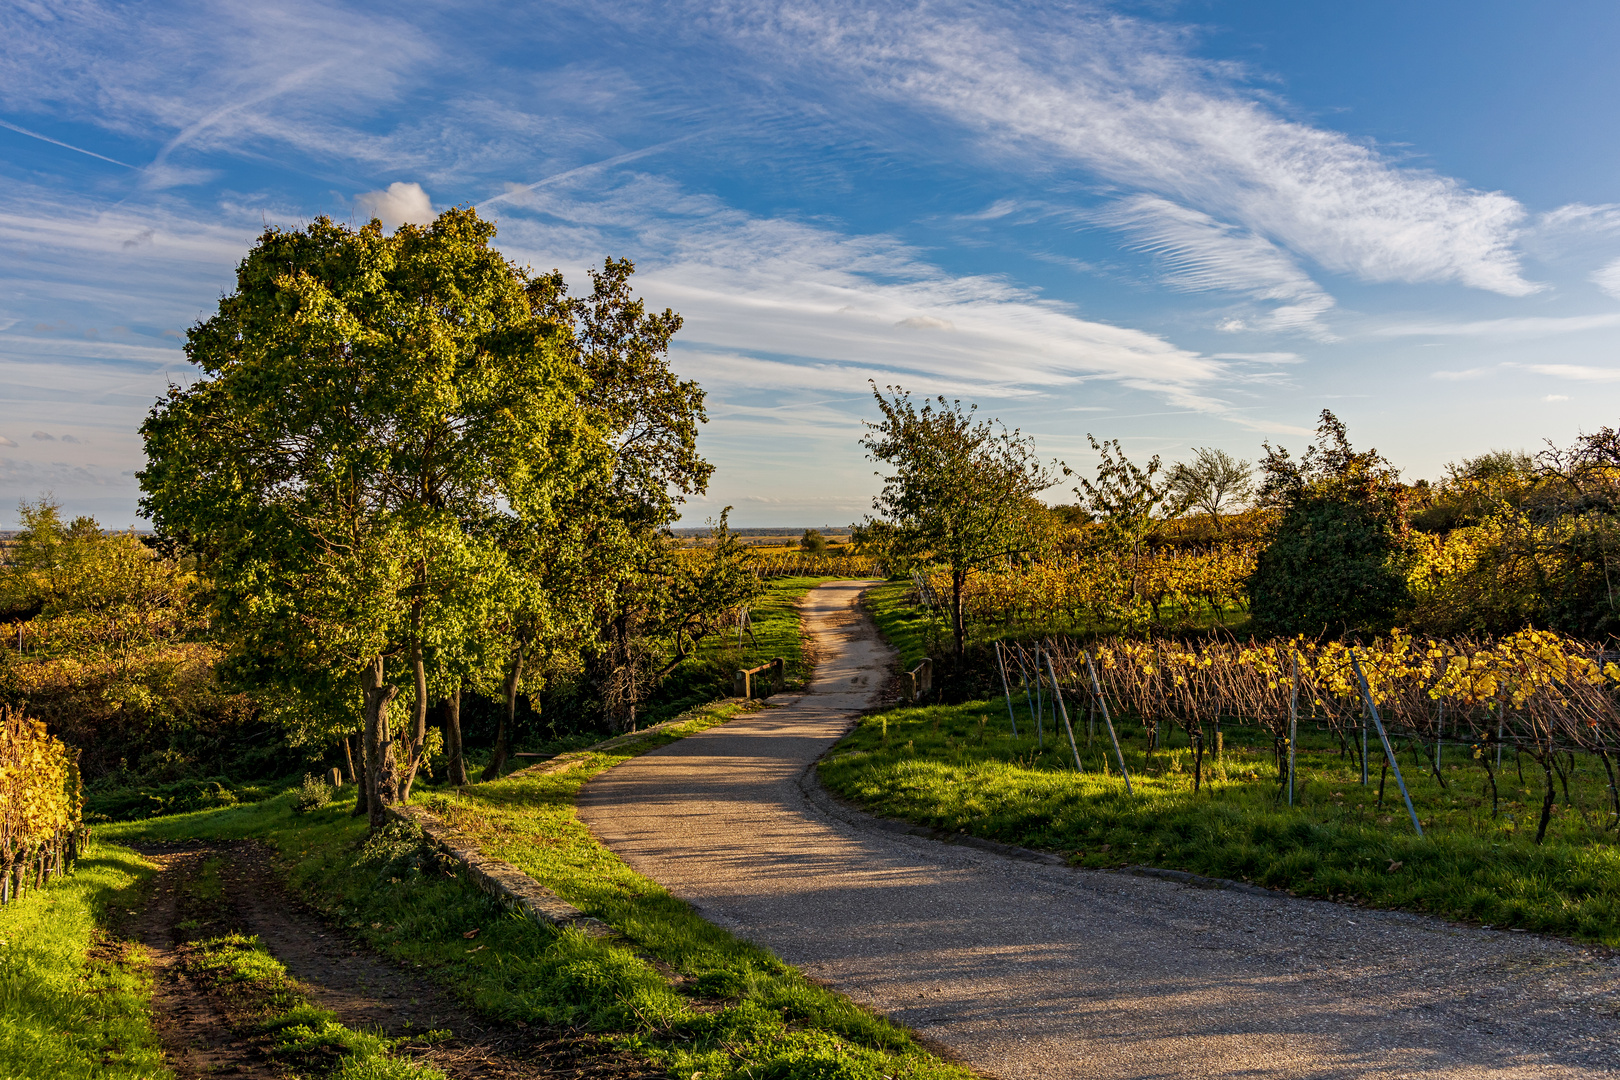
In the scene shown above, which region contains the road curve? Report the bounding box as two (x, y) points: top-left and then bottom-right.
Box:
(578, 580), (1620, 1079)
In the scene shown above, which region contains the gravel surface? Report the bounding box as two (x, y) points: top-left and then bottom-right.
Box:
(578, 580), (1620, 1079)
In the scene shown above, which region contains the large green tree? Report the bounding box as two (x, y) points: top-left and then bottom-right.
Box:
(1248, 410), (1409, 636)
(498, 258), (720, 742)
(856, 386), (1056, 660)
(140, 209), (606, 826)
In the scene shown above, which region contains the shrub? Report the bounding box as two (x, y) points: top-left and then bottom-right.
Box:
(291, 774), (332, 814)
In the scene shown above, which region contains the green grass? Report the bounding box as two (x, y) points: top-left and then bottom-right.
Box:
(102, 698), (970, 1080)
(863, 581), (934, 670)
(642, 576), (841, 723)
(0, 840), (169, 1080)
(820, 698), (1620, 944)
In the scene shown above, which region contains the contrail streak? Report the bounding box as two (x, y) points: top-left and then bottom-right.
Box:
(0, 118), (134, 168)
(479, 137), (694, 208)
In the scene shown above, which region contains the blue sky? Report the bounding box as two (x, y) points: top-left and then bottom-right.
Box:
(3, 1), (1620, 528)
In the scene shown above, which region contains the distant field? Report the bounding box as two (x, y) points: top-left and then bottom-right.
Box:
(669, 526), (854, 548)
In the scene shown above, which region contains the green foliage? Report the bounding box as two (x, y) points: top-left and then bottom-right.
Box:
(0, 495), (261, 790)
(821, 699), (1620, 943)
(0, 498), (197, 653)
(1249, 495), (1408, 636)
(85, 775), (273, 823)
(293, 773), (334, 814)
(1070, 435), (1177, 554)
(0, 840), (168, 1079)
(637, 576), (831, 725)
(856, 386), (1057, 658)
(799, 529), (828, 555)
(1250, 411), (1409, 635)
(139, 208), (612, 814)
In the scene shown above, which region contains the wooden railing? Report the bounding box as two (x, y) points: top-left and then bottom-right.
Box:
(904, 657), (933, 703)
(734, 657), (786, 699)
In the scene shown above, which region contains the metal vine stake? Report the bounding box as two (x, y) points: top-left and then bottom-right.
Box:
(1350, 649), (1424, 837)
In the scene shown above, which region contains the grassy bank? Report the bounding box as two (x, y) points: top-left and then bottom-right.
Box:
(104, 699), (969, 1080)
(820, 699), (1620, 944)
(0, 841), (167, 1080)
(634, 575), (838, 724)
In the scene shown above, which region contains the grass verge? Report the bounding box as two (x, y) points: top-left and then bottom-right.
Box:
(646, 576), (841, 722)
(104, 698), (971, 1080)
(820, 698), (1620, 945)
(0, 840), (168, 1080)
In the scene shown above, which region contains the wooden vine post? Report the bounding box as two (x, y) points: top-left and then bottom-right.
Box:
(995, 643), (1019, 736)
(1288, 651), (1299, 806)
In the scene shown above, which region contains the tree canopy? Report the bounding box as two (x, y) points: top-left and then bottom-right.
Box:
(1248, 410), (1409, 636)
(856, 385), (1056, 659)
(140, 208), (608, 824)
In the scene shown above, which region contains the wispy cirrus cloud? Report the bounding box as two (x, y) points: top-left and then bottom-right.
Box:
(490, 172), (1289, 425)
(712, 0), (1538, 297)
(0, 0), (436, 181)
(1593, 258), (1620, 301)
(1524, 363), (1620, 383)
(1093, 195), (1336, 336)
(1375, 312), (1620, 338)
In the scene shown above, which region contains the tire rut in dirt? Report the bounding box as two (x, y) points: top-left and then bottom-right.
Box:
(129, 846), (285, 1079)
(131, 840), (665, 1080)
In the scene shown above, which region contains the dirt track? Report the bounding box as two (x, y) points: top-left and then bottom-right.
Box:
(125, 842), (657, 1079)
(578, 579), (1620, 1079)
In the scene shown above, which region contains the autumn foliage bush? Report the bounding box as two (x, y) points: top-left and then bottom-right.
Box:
(0, 703), (84, 904)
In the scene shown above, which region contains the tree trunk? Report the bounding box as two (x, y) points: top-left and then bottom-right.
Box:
(351, 728), (370, 817)
(950, 566), (967, 660)
(440, 687), (468, 786)
(482, 644), (523, 781)
(362, 656), (400, 830)
(397, 639), (429, 804)
(342, 733), (358, 785)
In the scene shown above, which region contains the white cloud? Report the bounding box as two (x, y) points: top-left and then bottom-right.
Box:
(0, 434), (16, 447)
(1524, 363), (1620, 382)
(355, 182), (436, 231)
(1545, 394), (1569, 401)
(1593, 257), (1620, 301)
(1094, 195), (1336, 335)
(1376, 313), (1620, 338)
(894, 315), (955, 331)
(1211, 352), (1303, 364)
(497, 174), (1222, 393)
(735, 2), (1537, 296)
(492, 173), (1328, 434)
(1537, 203), (1620, 235)
(0, 0), (436, 173)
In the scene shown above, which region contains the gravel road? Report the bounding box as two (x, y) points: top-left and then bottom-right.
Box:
(578, 580), (1620, 1079)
